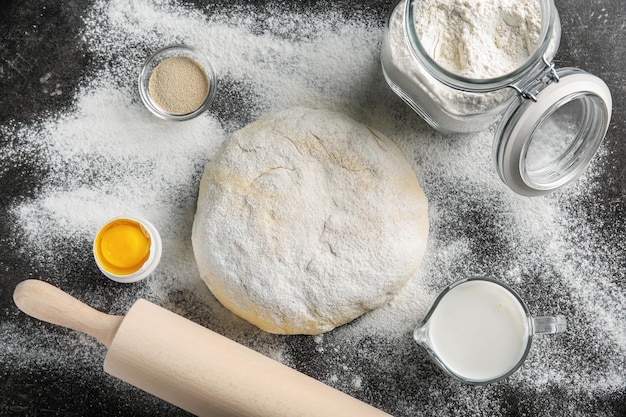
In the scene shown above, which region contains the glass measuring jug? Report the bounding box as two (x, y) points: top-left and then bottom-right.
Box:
(414, 277), (566, 384)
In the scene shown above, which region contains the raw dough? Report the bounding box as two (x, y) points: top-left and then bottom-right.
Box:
(192, 107), (429, 334)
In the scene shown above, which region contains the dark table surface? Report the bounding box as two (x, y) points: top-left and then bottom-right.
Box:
(1, 1), (624, 416)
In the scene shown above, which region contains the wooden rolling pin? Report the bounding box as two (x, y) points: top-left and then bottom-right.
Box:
(13, 279), (391, 417)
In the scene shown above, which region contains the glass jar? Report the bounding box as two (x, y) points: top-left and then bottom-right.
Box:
(381, 0), (612, 196)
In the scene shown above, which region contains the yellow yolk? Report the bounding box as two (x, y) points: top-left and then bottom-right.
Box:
(95, 220), (151, 275)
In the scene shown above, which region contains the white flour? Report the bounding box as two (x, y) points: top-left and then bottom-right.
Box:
(414, 0), (541, 78)
(381, 3), (509, 132)
(380, 0), (559, 132)
(1, 0), (624, 416)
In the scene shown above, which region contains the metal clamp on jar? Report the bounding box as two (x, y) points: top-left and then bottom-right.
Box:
(380, 0), (612, 196)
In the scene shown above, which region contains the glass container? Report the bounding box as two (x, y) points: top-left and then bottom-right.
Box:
(381, 0), (612, 196)
(414, 277), (567, 384)
(139, 45), (217, 122)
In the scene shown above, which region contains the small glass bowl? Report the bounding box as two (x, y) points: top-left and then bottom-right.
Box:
(138, 44), (217, 121)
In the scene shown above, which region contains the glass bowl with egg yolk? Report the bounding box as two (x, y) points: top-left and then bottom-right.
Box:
(93, 217), (162, 283)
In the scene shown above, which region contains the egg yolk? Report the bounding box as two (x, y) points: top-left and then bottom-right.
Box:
(96, 220), (151, 275)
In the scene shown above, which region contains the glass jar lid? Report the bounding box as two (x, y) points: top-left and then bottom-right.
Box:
(494, 68), (612, 196)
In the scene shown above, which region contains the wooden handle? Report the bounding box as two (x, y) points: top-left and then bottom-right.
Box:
(13, 279), (123, 348)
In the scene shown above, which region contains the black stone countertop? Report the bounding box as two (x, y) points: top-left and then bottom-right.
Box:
(1, 1), (624, 416)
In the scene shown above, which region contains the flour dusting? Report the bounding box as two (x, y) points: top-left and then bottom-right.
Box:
(1, 0), (624, 416)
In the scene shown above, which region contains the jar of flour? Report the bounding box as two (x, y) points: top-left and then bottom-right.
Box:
(381, 0), (612, 196)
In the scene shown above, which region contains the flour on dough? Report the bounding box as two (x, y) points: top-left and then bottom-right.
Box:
(192, 107), (429, 334)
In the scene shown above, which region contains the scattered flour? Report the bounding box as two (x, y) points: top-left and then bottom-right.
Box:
(1, 0), (624, 416)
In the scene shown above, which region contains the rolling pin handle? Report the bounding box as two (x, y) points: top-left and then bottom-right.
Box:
(13, 279), (123, 348)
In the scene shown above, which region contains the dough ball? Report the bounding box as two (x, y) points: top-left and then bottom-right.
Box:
(192, 107), (429, 334)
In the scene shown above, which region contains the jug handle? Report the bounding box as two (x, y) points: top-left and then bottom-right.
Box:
(532, 315), (567, 334)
